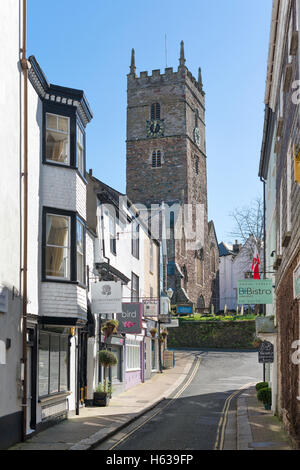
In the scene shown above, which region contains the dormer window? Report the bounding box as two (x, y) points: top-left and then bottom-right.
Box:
(151, 103), (161, 120)
(152, 150), (162, 168)
(46, 113), (70, 165)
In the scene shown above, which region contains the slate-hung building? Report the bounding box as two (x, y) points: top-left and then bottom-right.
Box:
(0, 3), (93, 445)
(259, 0), (300, 446)
(26, 56), (93, 432)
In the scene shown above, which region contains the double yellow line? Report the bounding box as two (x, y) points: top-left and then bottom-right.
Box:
(214, 382), (254, 451)
(109, 356), (202, 450)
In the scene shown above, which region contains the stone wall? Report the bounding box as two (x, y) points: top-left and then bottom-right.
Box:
(168, 320), (256, 349)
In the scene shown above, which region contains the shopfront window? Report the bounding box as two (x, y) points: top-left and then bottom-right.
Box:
(39, 329), (69, 397)
(126, 339), (141, 371)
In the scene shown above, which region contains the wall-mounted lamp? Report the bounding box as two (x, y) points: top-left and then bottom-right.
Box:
(270, 251), (276, 258)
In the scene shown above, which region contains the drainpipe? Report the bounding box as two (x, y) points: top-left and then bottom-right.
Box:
(20, 0), (29, 441)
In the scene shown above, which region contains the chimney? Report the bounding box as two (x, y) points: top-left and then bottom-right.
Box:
(233, 240), (240, 253)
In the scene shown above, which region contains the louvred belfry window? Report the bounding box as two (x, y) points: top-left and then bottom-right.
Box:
(152, 150), (162, 168)
(151, 103), (161, 120)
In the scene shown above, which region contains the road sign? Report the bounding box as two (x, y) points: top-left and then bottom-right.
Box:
(258, 340), (274, 363)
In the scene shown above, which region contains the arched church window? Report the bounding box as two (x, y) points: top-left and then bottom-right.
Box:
(151, 103), (161, 120)
(210, 247), (216, 273)
(152, 150), (162, 168)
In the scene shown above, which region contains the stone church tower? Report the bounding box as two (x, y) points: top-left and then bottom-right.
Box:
(126, 42), (219, 311)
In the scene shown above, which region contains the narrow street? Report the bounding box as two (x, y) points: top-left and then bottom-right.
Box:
(95, 350), (261, 451)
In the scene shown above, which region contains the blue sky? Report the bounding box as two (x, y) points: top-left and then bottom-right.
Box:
(28, 0), (272, 243)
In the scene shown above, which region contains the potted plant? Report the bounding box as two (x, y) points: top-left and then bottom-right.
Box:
(255, 382), (269, 391)
(150, 327), (157, 338)
(161, 329), (168, 339)
(257, 386), (272, 410)
(94, 350), (118, 406)
(101, 319), (119, 338)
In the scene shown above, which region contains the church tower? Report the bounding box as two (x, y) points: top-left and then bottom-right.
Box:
(126, 42), (218, 310)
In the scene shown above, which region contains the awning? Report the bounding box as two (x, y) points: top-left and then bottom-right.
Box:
(95, 262), (130, 284)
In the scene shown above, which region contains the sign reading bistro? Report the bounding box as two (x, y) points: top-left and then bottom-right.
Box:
(237, 279), (273, 304)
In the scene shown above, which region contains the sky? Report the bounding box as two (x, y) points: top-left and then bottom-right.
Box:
(28, 0), (273, 244)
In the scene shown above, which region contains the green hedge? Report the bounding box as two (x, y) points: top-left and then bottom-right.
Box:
(167, 320), (256, 349)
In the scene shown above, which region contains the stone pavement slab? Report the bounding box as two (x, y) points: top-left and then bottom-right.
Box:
(10, 350), (196, 451)
(237, 386), (293, 451)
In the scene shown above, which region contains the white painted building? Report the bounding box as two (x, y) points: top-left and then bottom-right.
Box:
(85, 174), (161, 400)
(0, 0), (93, 446)
(219, 237), (263, 312)
(0, 0), (24, 449)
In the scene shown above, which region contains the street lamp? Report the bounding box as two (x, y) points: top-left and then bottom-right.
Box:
(167, 288), (174, 300)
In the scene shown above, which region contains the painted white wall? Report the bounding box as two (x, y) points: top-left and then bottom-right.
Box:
(0, 0), (23, 421)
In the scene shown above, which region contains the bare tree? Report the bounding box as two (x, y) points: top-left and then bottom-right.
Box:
(228, 197), (264, 274)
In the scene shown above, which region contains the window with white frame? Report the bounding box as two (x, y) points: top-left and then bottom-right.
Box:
(77, 124), (84, 175)
(126, 339), (141, 370)
(46, 113), (70, 165)
(45, 214), (70, 279)
(109, 212), (117, 255)
(77, 218), (85, 284)
(131, 272), (139, 301)
(132, 220), (139, 259)
(150, 240), (154, 273)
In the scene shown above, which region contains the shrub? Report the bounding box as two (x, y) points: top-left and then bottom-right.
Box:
(98, 350), (118, 367)
(255, 382), (269, 391)
(257, 387), (272, 405)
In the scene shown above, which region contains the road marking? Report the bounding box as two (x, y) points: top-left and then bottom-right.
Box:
(214, 382), (255, 451)
(108, 356), (202, 450)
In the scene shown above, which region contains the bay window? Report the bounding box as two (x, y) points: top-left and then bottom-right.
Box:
(43, 208), (86, 286)
(45, 214), (70, 280)
(45, 113), (70, 165)
(77, 124), (85, 175)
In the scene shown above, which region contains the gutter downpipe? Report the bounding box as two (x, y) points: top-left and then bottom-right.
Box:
(20, 0), (29, 441)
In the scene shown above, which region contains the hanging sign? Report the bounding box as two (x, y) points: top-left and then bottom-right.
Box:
(143, 299), (159, 317)
(91, 281), (122, 314)
(237, 279), (273, 304)
(117, 303), (142, 334)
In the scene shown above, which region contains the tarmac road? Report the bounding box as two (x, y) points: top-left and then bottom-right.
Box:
(95, 350), (261, 451)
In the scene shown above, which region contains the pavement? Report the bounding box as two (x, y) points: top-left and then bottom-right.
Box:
(226, 385), (293, 451)
(9, 350), (196, 451)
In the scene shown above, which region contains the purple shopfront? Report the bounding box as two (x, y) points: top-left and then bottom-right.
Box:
(117, 303), (145, 391)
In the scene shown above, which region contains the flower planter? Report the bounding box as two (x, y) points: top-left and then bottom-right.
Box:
(93, 392), (110, 407)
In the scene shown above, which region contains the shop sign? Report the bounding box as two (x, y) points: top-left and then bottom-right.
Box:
(143, 299), (159, 317)
(176, 305), (193, 315)
(91, 281), (122, 314)
(0, 285), (8, 313)
(293, 262), (300, 300)
(117, 303), (142, 334)
(237, 279), (273, 304)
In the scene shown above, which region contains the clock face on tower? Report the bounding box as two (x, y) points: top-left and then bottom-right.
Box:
(146, 119), (164, 138)
(194, 127), (201, 148)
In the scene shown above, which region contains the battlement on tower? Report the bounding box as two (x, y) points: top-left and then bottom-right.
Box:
(127, 42), (205, 96)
